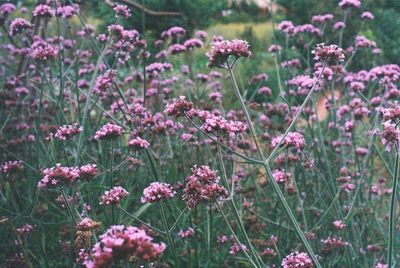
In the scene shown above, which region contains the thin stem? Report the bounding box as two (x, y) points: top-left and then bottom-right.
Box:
(227, 65), (323, 268)
(388, 143), (399, 268)
(158, 202), (179, 267)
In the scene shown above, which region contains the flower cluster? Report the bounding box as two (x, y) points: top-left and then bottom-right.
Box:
(141, 182), (176, 203)
(113, 5), (131, 18)
(100, 186), (129, 205)
(199, 113), (247, 137)
(9, 18), (32, 36)
(94, 123), (124, 140)
(128, 137), (150, 150)
(37, 164), (97, 189)
(183, 165), (228, 208)
(272, 169), (291, 184)
(312, 43), (345, 64)
(164, 96), (194, 117)
(207, 39), (251, 68)
(380, 106), (400, 150)
(83, 225), (166, 267)
(178, 227), (195, 238)
(1, 160), (23, 174)
(33, 4), (55, 17)
(271, 132), (305, 150)
(281, 251), (314, 268)
(54, 124), (83, 140)
(30, 39), (58, 61)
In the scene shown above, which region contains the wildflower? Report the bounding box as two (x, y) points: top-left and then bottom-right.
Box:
(94, 123), (124, 140)
(30, 39), (58, 61)
(382, 106), (400, 124)
(278, 21), (295, 37)
(380, 122), (400, 151)
(83, 225), (166, 267)
(200, 113), (247, 137)
(321, 236), (349, 253)
(268, 44), (282, 53)
(78, 164), (98, 180)
(178, 227), (195, 238)
(169, 44), (186, 55)
(93, 70), (117, 94)
(38, 164), (79, 188)
(261, 248), (277, 257)
(0, 3), (16, 15)
(311, 14), (334, 24)
(312, 43), (345, 64)
(338, 0), (361, 9)
(146, 62), (173, 78)
(333, 220), (346, 230)
(128, 137), (150, 150)
(282, 251), (313, 268)
(184, 38), (203, 49)
(333, 21), (346, 30)
(207, 39), (251, 68)
(100, 186), (129, 205)
(258, 86), (272, 96)
(229, 242), (249, 255)
(183, 165), (228, 209)
(355, 35), (376, 48)
(16, 224), (34, 235)
(361, 11), (374, 20)
(54, 124), (83, 140)
(1, 161), (23, 174)
(33, 4), (55, 17)
(57, 5), (78, 18)
(271, 132), (305, 150)
(272, 169), (291, 184)
(141, 182), (176, 203)
(113, 5), (131, 18)
(9, 18), (32, 36)
(166, 26), (186, 38)
(77, 218), (101, 231)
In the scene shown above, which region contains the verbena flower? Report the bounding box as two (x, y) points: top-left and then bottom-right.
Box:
(207, 39), (251, 68)
(281, 251), (313, 268)
(54, 124), (83, 140)
(94, 123), (124, 140)
(83, 225), (166, 267)
(100, 186), (129, 205)
(183, 165), (228, 209)
(312, 43), (345, 64)
(9, 18), (32, 36)
(128, 137), (150, 150)
(141, 182), (176, 203)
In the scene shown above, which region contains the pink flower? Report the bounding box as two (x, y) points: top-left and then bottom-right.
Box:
(178, 227), (195, 238)
(268, 44), (282, 53)
(0, 3), (16, 15)
(54, 124), (83, 140)
(94, 123), (124, 140)
(333, 21), (346, 30)
(1, 161), (23, 174)
(30, 39), (58, 61)
(84, 225), (165, 267)
(338, 0), (361, 9)
(57, 5), (78, 18)
(128, 137), (150, 150)
(93, 70), (117, 94)
(169, 44), (186, 55)
(361, 11), (374, 20)
(141, 182), (176, 203)
(229, 242), (248, 255)
(9, 18), (32, 36)
(272, 169), (291, 184)
(271, 132), (305, 150)
(207, 39), (251, 68)
(16, 224), (34, 235)
(333, 220), (346, 230)
(184, 38), (203, 49)
(100, 186), (129, 205)
(113, 5), (131, 18)
(282, 251), (313, 268)
(311, 14), (334, 24)
(380, 122), (400, 151)
(33, 4), (55, 17)
(278, 21), (295, 36)
(183, 165), (228, 208)
(312, 43), (345, 63)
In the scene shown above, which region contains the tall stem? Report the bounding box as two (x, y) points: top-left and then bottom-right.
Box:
(227, 66), (322, 268)
(158, 202), (179, 267)
(388, 143), (399, 268)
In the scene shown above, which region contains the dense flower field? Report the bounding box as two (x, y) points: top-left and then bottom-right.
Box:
(0, 0), (399, 267)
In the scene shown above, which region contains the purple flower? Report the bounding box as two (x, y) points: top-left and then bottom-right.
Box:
(207, 39), (251, 68)
(100, 186), (129, 205)
(94, 123), (124, 140)
(33, 4), (55, 17)
(281, 251), (313, 268)
(141, 182), (176, 203)
(9, 18), (32, 36)
(312, 43), (345, 63)
(361, 11), (374, 20)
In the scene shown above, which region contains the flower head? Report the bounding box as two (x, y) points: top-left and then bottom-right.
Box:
(207, 39), (251, 68)
(141, 182), (176, 203)
(100, 186), (129, 205)
(282, 251), (313, 268)
(312, 43), (345, 64)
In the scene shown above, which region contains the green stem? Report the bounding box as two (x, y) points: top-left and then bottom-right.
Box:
(158, 202), (179, 267)
(388, 143), (399, 268)
(227, 65), (322, 268)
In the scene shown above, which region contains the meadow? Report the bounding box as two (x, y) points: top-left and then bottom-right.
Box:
(0, 1), (399, 267)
